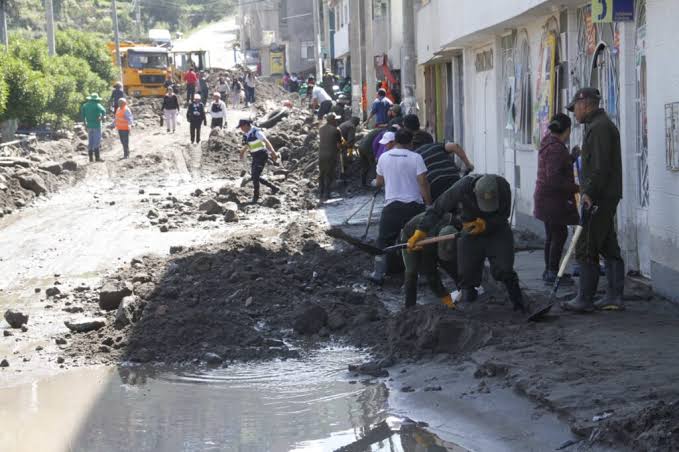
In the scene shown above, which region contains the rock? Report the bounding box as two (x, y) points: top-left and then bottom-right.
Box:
(138, 188), (145, 194)
(348, 360), (390, 378)
(17, 173), (47, 196)
(39, 162), (63, 175)
(199, 199), (223, 215)
(99, 280), (133, 311)
(424, 386), (442, 392)
(3, 330), (13, 337)
(293, 305), (327, 335)
(169, 245), (185, 254)
(62, 160), (78, 172)
(132, 273), (151, 283)
(115, 295), (142, 328)
(0, 157), (31, 168)
(204, 352), (223, 366)
(45, 286), (61, 298)
(56, 357), (65, 364)
(197, 214), (217, 222)
(223, 202), (239, 222)
(159, 225), (169, 232)
(34, 288), (41, 293)
(327, 311), (347, 331)
(0, 359), (8, 367)
(4, 309), (28, 328)
(147, 209), (159, 219)
(21, 325), (28, 332)
(62, 306), (84, 314)
(55, 337), (67, 345)
(261, 196), (281, 208)
(401, 385), (415, 393)
(64, 317), (106, 333)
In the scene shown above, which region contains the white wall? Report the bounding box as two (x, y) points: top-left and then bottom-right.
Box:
(415, 0), (439, 65)
(646, 0), (679, 291)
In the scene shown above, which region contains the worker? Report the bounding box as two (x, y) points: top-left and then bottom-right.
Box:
(80, 93), (107, 162)
(237, 119), (280, 203)
(339, 116), (361, 149)
(366, 129), (431, 285)
(416, 142), (474, 201)
(318, 112), (342, 202)
(244, 71), (257, 106)
(365, 88), (393, 128)
(186, 94), (207, 145)
(310, 79), (333, 120)
(161, 87), (180, 134)
(230, 77), (242, 109)
(387, 104), (404, 127)
(112, 98), (134, 159)
(401, 211), (460, 309)
(184, 68), (198, 106)
(109, 82), (124, 114)
(561, 87), (624, 312)
(208, 92), (227, 129)
(198, 72), (209, 104)
(533, 113), (579, 286)
(403, 114), (434, 148)
(408, 174), (527, 313)
(216, 75), (229, 102)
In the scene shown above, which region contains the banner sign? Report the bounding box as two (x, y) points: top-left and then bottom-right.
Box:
(613, 0), (634, 21)
(592, 0), (635, 23)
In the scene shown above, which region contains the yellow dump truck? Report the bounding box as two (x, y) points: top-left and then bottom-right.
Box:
(108, 42), (170, 97)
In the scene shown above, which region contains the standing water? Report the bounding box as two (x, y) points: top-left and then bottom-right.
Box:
(0, 347), (462, 451)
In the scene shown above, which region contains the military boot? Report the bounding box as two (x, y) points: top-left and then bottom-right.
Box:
(404, 276), (418, 308)
(504, 277), (527, 313)
(561, 261), (598, 313)
(595, 258), (625, 311)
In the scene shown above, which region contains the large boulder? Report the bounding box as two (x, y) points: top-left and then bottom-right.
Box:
(17, 173), (47, 196)
(62, 160), (78, 172)
(64, 317), (107, 333)
(0, 157), (32, 168)
(4, 309), (28, 329)
(223, 202), (239, 222)
(115, 295), (143, 328)
(99, 280), (133, 311)
(293, 305), (328, 335)
(198, 199), (223, 215)
(39, 162), (63, 176)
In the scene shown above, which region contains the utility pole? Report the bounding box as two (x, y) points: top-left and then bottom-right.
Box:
(364, 0), (375, 106)
(312, 0), (323, 80)
(402, 0), (416, 106)
(0, 0), (8, 52)
(135, 0), (142, 40)
(45, 0), (56, 56)
(111, 0), (123, 86)
(349, 0), (362, 117)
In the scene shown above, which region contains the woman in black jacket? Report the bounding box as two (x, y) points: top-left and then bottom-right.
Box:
(186, 94), (207, 144)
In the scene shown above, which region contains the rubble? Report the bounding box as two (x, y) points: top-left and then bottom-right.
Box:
(4, 309), (28, 328)
(64, 317), (107, 333)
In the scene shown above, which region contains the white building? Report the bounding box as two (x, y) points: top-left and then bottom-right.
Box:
(415, 0), (679, 302)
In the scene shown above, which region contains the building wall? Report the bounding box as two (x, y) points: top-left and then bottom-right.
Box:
(333, 0), (350, 58)
(280, 0), (315, 74)
(645, 0), (679, 301)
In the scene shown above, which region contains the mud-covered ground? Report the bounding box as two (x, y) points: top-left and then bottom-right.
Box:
(1, 80), (678, 452)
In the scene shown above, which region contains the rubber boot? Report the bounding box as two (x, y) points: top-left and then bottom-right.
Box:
(88, 151), (94, 162)
(404, 275), (418, 308)
(595, 259), (625, 311)
(365, 255), (386, 285)
(503, 276), (527, 313)
(561, 262), (598, 313)
(95, 147), (101, 162)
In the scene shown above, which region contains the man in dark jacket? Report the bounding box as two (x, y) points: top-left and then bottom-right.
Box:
(403, 114), (434, 148)
(408, 174), (526, 312)
(562, 87), (624, 312)
(318, 113), (342, 202)
(109, 82), (124, 114)
(186, 94), (207, 144)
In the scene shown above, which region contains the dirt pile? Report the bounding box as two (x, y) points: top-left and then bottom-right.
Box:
(63, 223), (391, 366)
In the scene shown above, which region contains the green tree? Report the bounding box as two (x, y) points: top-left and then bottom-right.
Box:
(0, 54), (9, 117)
(0, 56), (53, 126)
(56, 30), (115, 83)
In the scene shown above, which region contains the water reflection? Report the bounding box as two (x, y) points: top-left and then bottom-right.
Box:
(0, 347), (462, 451)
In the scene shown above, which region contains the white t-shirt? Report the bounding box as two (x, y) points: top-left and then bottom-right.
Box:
(312, 85), (332, 103)
(376, 147), (427, 205)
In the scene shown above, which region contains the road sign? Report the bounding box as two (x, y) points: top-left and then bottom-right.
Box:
(592, 0), (612, 23)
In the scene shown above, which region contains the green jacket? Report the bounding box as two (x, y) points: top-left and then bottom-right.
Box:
(581, 109), (622, 202)
(81, 100), (107, 129)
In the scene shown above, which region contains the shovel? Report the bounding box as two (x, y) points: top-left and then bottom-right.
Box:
(326, 228), (459, 256)
(361, 189), (381, 240)
(527, 204), (597, 322)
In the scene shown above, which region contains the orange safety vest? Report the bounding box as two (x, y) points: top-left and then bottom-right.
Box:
(115, 106), (130, 131)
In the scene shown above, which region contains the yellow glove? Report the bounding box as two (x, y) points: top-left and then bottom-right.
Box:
(406, 229), (428, 252)
(462, 217), (487, 235)
(441, 294), (456, 309)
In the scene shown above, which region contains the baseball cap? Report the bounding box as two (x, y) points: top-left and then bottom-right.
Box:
(474, 175), (499, 213)
(378, 131), (396, 145)
(566, 87), (601, 112)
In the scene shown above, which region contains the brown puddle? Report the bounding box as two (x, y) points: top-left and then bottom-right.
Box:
(0, 347), (463, 452)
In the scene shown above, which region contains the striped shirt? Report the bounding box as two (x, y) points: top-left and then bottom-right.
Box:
(416, 143), (460, 202)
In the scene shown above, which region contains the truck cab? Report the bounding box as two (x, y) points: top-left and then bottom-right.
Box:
(108, 42), (170, 97)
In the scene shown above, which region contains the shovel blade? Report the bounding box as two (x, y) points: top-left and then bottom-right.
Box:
(527, 302), (554, 322)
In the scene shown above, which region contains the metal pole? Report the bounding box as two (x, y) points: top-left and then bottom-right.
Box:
(401, 0), (416, 104)
(364, 0), (375, 105)
(0, 0), (8, 52)
(112, 0), (123, 86)
(349, 0), (362, 117)
(312, 0), (322, 79)
(136, 0), (142, 40)
(45, 0), (56, 56)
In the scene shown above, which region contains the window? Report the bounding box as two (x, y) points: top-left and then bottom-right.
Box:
(301, 41), (314, 60)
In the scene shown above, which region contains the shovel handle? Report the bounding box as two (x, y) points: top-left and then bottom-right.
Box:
(383, 232), (460, 253)
(557, 225), (583, 278)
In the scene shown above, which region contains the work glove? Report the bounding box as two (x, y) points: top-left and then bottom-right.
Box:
(462, 218), (486, 235)
(406, 229), (428, 253)
(441, 294), (456, 309)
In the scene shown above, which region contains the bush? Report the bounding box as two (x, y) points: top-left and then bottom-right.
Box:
(0, 57), (53, 126)
(0, 54), (8, 117)
(56, 30), (115, 83)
